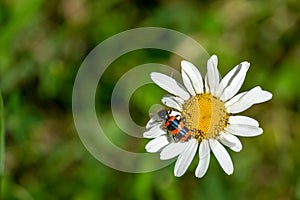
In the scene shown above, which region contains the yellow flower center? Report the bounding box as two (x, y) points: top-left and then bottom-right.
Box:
(182, 93), (230, 142)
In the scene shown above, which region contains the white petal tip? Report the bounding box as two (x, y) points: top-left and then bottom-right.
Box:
(143, 125), (166, 139)
(253, 127), (264, 136)
(243, 61), (250, 65)
(231, 145), (242, 152)
(226, 124), (264, 137)
(224, 166), (234, 175)
(145, 136), (169, 153)
(160, 153), (174, 160)
(267, 92), (273, 99)
(239, 61), (250, 73)
(181, 60), (189, 66)
(226, 170), (234, 175)
(143, 132), (152, 138)
(143, 133), (157, 139)
(174, 171), (183, 177)
(195, 168), (207, 178)
(195, 174), (204, 178)
(150, 72), (160, 81)
(210, 55), (218, 63)
(211, 54), (217, 59)
(262, 91), (273, 100)
(181, 60), (194, 72)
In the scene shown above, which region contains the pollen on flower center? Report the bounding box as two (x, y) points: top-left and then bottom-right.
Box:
(182, 93), (229, 142)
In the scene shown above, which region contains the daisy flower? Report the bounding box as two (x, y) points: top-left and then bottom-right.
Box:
(144, 55), (272, 178)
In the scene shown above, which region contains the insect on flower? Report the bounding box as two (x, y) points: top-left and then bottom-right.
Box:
(157, 109), (191, 142)
(144, 55), (273, 178)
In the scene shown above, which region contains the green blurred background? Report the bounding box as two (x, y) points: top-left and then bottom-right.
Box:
(1, 0), (300, 199)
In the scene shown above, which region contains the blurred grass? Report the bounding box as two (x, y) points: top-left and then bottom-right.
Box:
(1, 0), (300, 199)
(0, 92), (4, 197)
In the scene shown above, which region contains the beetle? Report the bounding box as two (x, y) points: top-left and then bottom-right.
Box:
(158, 109), (191, 142)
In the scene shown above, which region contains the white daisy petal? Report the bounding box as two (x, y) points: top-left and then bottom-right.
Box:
(195, 140), (210, 178)
(226, 124), (263, 137)
(181, 61), (204, 94)
(145, 119), (157, 130)
(143, 125), (165, 138)
(182, 68), (196, 96)
(229, 115), (259, 127)
(218, 132), (242, 152)
(215, 62), (248, 97)
(161, 95), (183, 111)
(225, 86), (262, 114)
(205, 55), (219, 96)
(225, 88), (272, 113)
(146, 116), (163, 130)
(218, 132), (236, 147)
(151, 72), (190, 100)
(224, 91), (245, 105)
(145, 136), (169, 153)
(219, 62), (250, 101)
(160, 141), (188, 160)
(230, 138), (242, 152)
(209, 139), (234, 175)
(174, 139), (198, 177)
(254, 90), (272, 104)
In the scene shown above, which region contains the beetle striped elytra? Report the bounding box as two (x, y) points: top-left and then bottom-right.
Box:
(158, 109), (191, 142)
